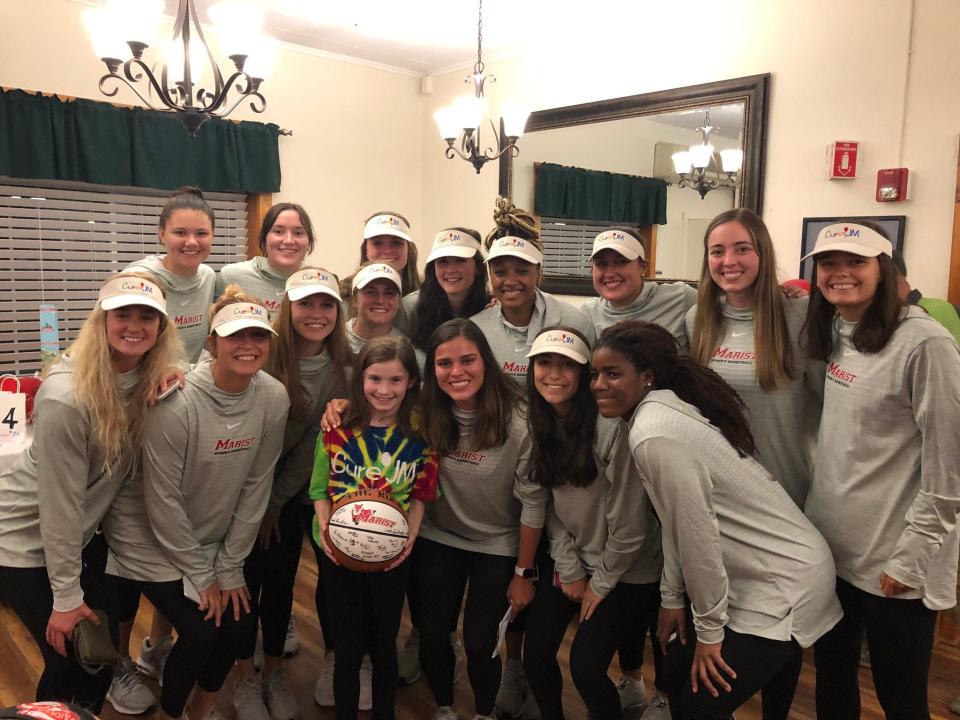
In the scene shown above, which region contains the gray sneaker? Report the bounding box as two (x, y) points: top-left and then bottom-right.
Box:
(263, 667), (300, 720)
(398, 628), (421, 685)
(616, 676), (647, 711)
(136, 635), (174, 682)
(233, 677), (272, 720)
(314, 653), (335, 707)
(432, 707), (458, 720)
(107, 657), (157, 714)
(495, 658), (526, 718)
(283, 616), (299, 657)
(639, 695), (670, 720)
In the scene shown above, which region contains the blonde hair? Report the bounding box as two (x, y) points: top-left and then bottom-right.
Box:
(62, 271), (185, 469)
(205, 285), (273, 356)
(268, 267), (352, 421)
(691, 209), (795, 390)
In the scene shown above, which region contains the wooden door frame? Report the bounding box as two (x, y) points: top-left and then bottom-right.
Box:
(949, 138), (960, 304)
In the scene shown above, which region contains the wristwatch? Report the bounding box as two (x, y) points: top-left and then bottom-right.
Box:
(514, 565), (539, 581)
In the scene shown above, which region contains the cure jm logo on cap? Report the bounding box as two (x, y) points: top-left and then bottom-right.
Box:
(352, 263), (403, 292)
(426, 229), (483, 264)
(590, 229), (645, 261)
(363, 214), (412, 242)
(486, 236), (544, 265)
(98, 276), (167, 316)
(527, 329), (591, 365)
(286, 268), (342, 302)
(210, 302), (277, 337)
(801, 223), (893, 261)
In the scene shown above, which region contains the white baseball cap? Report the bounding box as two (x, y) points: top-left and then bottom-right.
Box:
(486, 236), (543, 265)
(426, 229), (483, 264)
(285, 268), (342, 302)
(351, 263), (403, 292)
(590, 229), (646, 261)
(98, 276), (167, 316)
(526, 329), (591, 365)
(363, 213), (412, 242)
(210, 302), (277, 337)
(801, 223), (892, 261)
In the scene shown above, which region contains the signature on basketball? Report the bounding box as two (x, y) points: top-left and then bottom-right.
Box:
(351, 504), (399, 529)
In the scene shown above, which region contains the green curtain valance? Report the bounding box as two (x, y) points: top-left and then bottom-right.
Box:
(0, 88), (281, 192)
(534, 162), (667, 225)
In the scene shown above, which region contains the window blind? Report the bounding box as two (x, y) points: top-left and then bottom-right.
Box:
(0, 178), (247, 375)
(540, 216), (643, 277)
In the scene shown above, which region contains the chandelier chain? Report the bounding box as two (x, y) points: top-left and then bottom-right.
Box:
(475, 0), (484, 73)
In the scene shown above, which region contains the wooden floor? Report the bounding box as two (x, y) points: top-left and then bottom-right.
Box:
(2, 543), (958, 719)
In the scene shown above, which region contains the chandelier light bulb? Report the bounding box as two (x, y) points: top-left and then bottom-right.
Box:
(689, 143), (715, 169)
(500, 104), (530, 138)
(720, 148), (744, 173)
(163, 36), (211, 87)
(106, 0), (164, 47)
(671, 151), (693, 175)
(82, 7), (128, 60)
(452, 95), (484, 132)
(244, 35), (278, 80)
(433, 106), (460, 141)
(209, 0), (264, 58)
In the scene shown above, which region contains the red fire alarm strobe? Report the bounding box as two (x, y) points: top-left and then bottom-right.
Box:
(877, 168), (910, 202)
(828, 141), (859, 179)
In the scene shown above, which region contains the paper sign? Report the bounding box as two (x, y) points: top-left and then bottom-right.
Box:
(492, 603), (513, 659)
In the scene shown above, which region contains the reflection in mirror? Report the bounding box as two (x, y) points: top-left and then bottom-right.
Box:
(512, 103), (744, 282)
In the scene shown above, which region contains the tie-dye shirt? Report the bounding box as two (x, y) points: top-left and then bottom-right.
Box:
(309, 425), (439, 511)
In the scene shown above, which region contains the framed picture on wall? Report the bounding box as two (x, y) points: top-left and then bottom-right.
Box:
(799, 215), (906, 280)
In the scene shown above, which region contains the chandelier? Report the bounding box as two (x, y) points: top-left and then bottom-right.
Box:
(670, 109), (744, 199)
(433, 0), (529, 174)
(84, 0), (276, 137)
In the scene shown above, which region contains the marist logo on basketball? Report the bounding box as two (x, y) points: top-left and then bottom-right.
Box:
(350, 503), (398, 530)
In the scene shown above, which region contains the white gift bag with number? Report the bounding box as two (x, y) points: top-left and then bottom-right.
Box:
(0, 375), (27, 446)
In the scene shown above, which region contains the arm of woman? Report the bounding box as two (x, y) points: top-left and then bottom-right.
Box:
(259, 422), (317, 548)
(546, 506), (587, 595)
(509, 431), (548, 616)
(883, 337), (960, 592)
(215, 398), (290, 595)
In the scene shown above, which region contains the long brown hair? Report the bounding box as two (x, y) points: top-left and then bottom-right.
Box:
(420, 318), (522, 455)
(342, 336), (421, 438)
(267, 267), (352, 421)
(258, 202), (317, 255)
(596, 321), (756, 458)
(691, 209), (795, 390)
(159, 186), (215, 230)
(359, 209), (421, 293)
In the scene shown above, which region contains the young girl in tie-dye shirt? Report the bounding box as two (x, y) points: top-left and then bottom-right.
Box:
(310, 336), (438, 720)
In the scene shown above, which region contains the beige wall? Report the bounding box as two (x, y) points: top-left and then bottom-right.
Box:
(421, 0), (960, 296)
(0, 0), (424, 280)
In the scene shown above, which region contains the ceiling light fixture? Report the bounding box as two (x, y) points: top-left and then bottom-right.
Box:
(670, 109), (743, 198)
(84, 0), (277, 137)
(433, 0), (529, 174)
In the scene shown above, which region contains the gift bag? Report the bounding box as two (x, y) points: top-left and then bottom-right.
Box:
(0, 375), (28, 446)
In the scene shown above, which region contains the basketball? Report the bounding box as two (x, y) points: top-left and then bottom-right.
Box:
(324, 489), (409, 572)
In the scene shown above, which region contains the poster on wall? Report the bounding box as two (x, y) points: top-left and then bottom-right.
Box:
(799, 215), (906, 281)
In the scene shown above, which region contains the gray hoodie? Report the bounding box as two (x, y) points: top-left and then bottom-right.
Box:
(420, 406), (548, 557)
(805, 307), (960, 610)
(470, 290), (596, 382)
(582, 281), (696, 351)
(627, 389), (842, 647)
(0, 357), (140, 611)
(547, 416), (661, 598)
(125, 255), (216, 362)
(103, 361), (289, 592)
(217, 257), (288, 317)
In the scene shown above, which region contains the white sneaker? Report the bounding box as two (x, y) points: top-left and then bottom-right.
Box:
(107, 656), (157, 714)
(263, 667), (300, 720)
(136, 635), (174, 682)
(233, 676), (272, 720)
(432, 707), (458, 720)
(495, 658), (526, 718)
(314, 653), (335, 707)
(283, 617), (299, 657)
(616, 675), (647, 711)
(639, 695), (670, 720)
(399, 628), (421, 685)
(359, 655), (373, 711)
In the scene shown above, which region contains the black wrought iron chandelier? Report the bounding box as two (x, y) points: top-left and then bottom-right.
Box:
(85, 0), (275, 137)
(433, 0), (529, 174)
(671, 109), (743, 199)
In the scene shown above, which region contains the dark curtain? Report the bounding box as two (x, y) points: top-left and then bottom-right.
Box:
(534, 162), (667, 225)
(0, 88), (281, 192)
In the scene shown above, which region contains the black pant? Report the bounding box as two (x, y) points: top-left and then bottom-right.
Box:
(135, 578), (257, 717)
(523, 556), (653, 720)
(0, 534), (117, 712)
(413, 537), (515, 716)
(662, 612), (802, 720)
(240, 498), (317, 659)
(617, 580), (664, 687)
(814, 577), (936, 720)
(321, 554), (409, 720)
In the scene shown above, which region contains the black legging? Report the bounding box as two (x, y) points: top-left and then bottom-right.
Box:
(662, 608), (802, 720)
(617, 581), (665, 688)
(135, 578), (257, 717)
(814, 577), (936, 720)
(412, 537), (515, 716)
(523, 555), (655, 720)
(0, 534), (117, 712)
